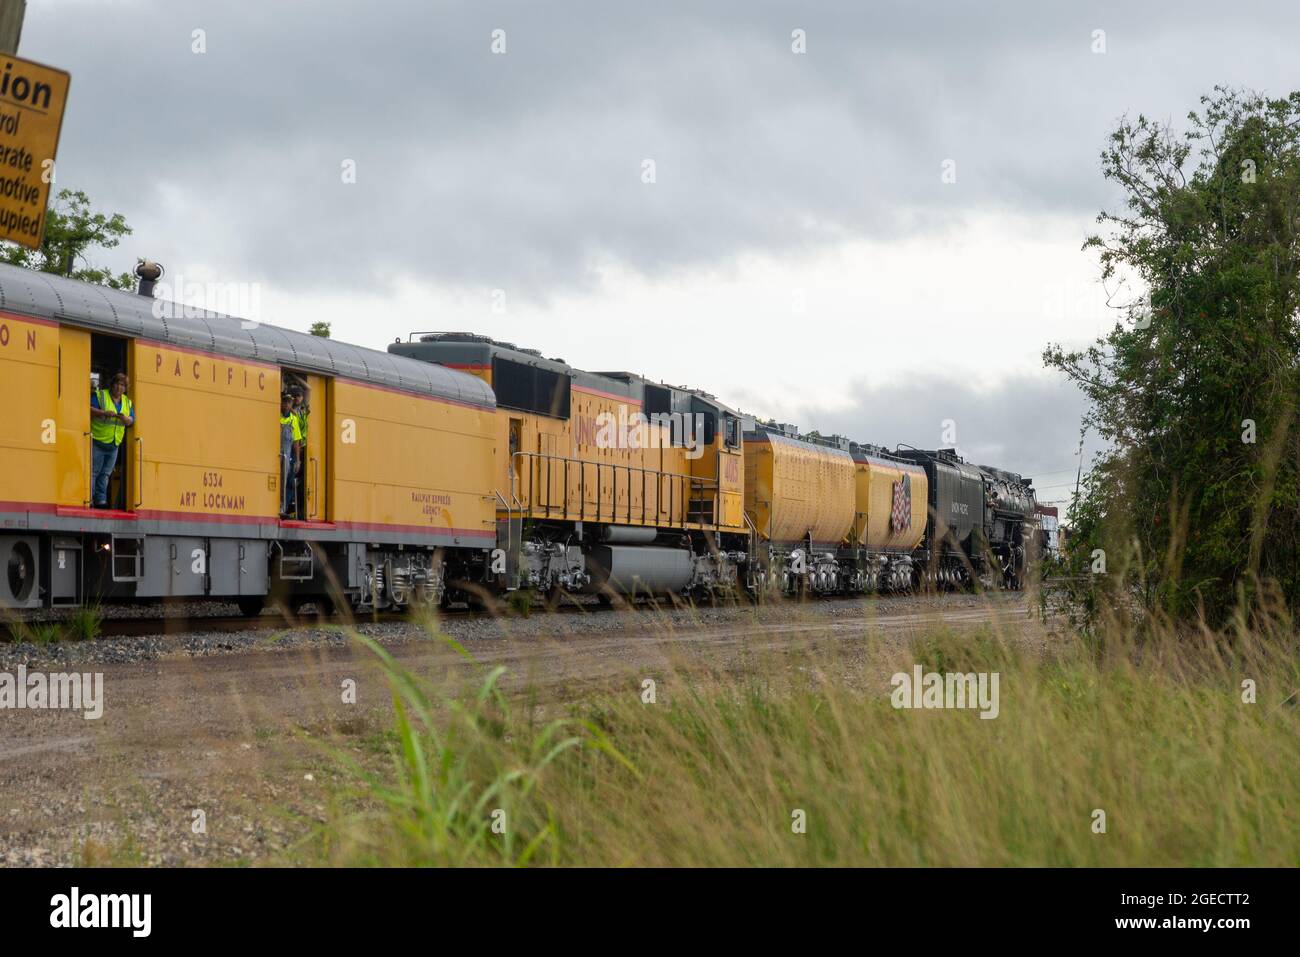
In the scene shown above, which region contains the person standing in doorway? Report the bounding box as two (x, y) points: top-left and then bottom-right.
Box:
(90, 372), (135, 509)
(279, 392), (302, 519)
(292, 386), (309, 520)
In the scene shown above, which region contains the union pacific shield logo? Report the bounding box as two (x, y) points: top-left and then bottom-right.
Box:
(891, 474), (912, 532)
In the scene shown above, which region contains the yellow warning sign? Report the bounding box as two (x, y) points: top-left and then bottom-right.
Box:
(0, 53), (69, 249)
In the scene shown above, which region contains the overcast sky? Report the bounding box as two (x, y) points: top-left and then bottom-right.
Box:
(21, 1), (1300, 505)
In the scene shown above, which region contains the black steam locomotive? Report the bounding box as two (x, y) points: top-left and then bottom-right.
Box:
(895, 448), (1038, 590)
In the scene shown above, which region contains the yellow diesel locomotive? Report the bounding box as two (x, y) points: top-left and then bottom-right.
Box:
(389, 333), (749, 601)
(0, 263), (1035, 614)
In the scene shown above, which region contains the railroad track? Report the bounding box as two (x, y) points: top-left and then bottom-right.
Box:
(1, 594), (640, 641)
(90, 601), (621, 638)
(3, 588), (1032, 643)
(93, 611), (407, 638)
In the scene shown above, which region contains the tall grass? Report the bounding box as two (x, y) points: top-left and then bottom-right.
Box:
(66, 605), (103, 642)
(3, 605), (103, 644)
(307, 605), (1300, 867)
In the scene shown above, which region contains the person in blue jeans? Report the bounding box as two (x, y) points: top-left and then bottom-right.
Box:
(90, 372), (135, 509)
(279, 392), (302, 519)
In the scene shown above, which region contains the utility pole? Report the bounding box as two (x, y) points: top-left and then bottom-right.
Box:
(1071, 435), (1084, 518)
(0, 0), (25, 56)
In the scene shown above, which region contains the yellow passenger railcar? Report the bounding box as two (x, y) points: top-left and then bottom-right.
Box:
(0, 263), (497, 614)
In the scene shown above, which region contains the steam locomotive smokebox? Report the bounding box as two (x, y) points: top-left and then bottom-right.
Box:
(581, 545), (693, 597)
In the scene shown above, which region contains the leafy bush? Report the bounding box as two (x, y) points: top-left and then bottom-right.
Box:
(1047, 87), (1300, 625)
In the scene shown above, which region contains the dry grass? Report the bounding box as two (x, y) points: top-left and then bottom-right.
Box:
(302, 598), (1300, 867)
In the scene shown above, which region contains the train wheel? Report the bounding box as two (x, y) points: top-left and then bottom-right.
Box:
(236, 595), (267, 618)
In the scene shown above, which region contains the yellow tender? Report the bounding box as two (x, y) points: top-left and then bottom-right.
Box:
(744, 430), (855, 547)
(849, 450), (928, 553)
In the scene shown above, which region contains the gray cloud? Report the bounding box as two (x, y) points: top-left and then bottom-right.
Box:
(22, 1), (1300, 297)
(731, 372), (1100, 503)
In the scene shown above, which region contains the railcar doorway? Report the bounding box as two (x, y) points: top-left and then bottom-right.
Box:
(282, 370), (328, 522)
(88, 333), (135, 512)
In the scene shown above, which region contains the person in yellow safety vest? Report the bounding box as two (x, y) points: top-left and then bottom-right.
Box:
(279, 393), (302, 519)
(90, 372), (135, 509)
(291, 386), (309, 519)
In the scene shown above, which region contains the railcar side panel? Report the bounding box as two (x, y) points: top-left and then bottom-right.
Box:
(744, 432), (855, 547)
(329, 380), (496, 544)
(55, 326), (91, 506)
(852, 455), (928, 553)
(131, 341), (281, 522)
(0, 313), (59, 511)
(929, 458), (983, 555)
(718, 445), (744, 529)
(301, 372), (329, 521)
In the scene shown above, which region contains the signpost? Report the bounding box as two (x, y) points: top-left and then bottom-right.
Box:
(0, 1), (24, 57)
(0, 51), (68, 249)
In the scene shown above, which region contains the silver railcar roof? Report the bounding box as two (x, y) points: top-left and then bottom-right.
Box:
(0, 263), (496, 409)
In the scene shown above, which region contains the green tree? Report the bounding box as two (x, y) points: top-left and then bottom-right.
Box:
(309, 321), (331, 338)
(1045, 87), (1300, 625)
(1, 188), (134, 288)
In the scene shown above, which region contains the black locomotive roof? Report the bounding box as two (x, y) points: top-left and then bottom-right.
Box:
(895, 447), (985, 479)
(391, 331), (740, 416)
(0, 264), (495, 409)
(392, 331), (625, 399)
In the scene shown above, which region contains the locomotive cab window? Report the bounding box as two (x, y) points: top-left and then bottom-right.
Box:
(690, 398), (717, 446)
(724, 414), (740, 449)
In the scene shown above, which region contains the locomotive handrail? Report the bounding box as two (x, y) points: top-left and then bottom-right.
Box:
(133, 437), (144, 509)
(494, 490), (513, 561)
(742, 510), (758, 563)
(509, 450), (717, 483)
(310, 457), (319, 519)
(508, 450), (722, 530)
(83, 431), (91, 507)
